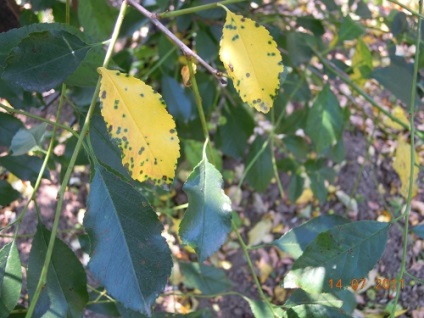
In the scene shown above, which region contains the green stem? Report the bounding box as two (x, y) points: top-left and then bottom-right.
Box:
(0, 102), (78, 138)
(159, 0), (246, 18)
(25, 2), (129, 316)
(270, 108), (284, 199)
(390, 1), (422, 316)
(313, 48), (412, 132)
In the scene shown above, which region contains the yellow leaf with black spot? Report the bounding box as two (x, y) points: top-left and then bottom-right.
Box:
(219, 6), (283, 113)
(393, 137), (419, 199)
(97, 67), (180, 185)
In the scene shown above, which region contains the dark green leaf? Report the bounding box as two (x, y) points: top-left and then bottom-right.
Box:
(0, 241), (22, 318)
(413, 224), (424, 239)
(245, 136), (274, 192)
(245, 298), (275, 318)
(332, 289), (356, 314)
(0, 180), (20, 206)
(390, 12), (408, 37)
(371, 56), (414, 106)
(85, 166), (172, 315)
(284, 289), (342, 308)
(180, 154), (232, 262)
(283, 221), (389, 293)
(288, 173), (304, 203)
(161, 76), (192, 123)
(286, 32), (315, 66)
(30, 0), (56, 11)
(216, 105), (254, 158)
(180, 262), (232, 294)
(52, 2), (80, 27)
(77, 0), (118, 41)
(284, 136), (309, 159)
(277, 108), (308, 134)
(65, 46), (106, 87)
(305, 85), (344, 154)
(9, 123), (47, 156)
(0, 155), (50, 184)
(338, 15), (365, 43)
(297, 16), (325, 36)
(3, 30), (90, 92)
(355, 0), (372, 19)
(0, 112), (23, 147)
(319, 0), (339, 11)
(195, 26), (219, 61)
(287, 304), (351, 318)
(0, 79), (42, 110)
(27, 223), (88, 317)
(272, 215), (350, 259)
(308, 170), (327, 203)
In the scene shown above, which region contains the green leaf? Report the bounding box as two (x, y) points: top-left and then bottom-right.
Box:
(244, 298), (275, 318)
(305, 85), (344, 154)
(0, 241), (22, 318)
(287, 304), (351, 318)
(371, 56), (414, 106)
(273, 215), (350, 258)
(283, 221), (389, 293)
(297, 16), (325, 36)
(195, 26), (219, 61)
(180, 262), (232, 294)
(2, 29), (91, 92)
(412, 224), (424, 239)
(78, 0), (118, 41)
(350, 38), (373, 86)
(183, 140), (223, 172)
(9, 123), (47, 156)
(0, 155), (50, 184)
(338, 15), (365, 43)
(308, 170), (327, 203)
(0, 112), (23, 147)
(284, 135), (309, 160)
(0, 180), (20, 206)
(245, 136), (274, 192)
(281, 72), (311, 103)
(27, 223), (88, 317)
(85, 166), (172, 315)
(284, 289), (342, 308)
(215, 104), (254, 159)
(179, 152), (232, 262)
(286, 32), (315, 66)
(355, 0), (372, 19)
(161, 76), (192, 123)
(390, 12), (408, 37)
(30, 0), (56, 11)
(0, 79), (42, 110)
(287, 173), (304, 203)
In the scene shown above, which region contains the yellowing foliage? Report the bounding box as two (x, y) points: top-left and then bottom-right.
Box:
(219, 6), (283, 113)
(383, 106), (409, 131)
(97, 67), (180, 185)
(393, 138), (419, 199)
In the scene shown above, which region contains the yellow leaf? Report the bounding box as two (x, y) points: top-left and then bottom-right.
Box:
(248, 218), (273, 246)
(181, 64), (196, 87)
(97, 67), (180, 185)
(383, 106), (409, 131)
(393, 138), (419, 199)
(295, 188), (313, 205)
(219, 7), (283, 113)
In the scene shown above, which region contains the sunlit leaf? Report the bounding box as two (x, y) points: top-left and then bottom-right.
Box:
(179, 148), (232, 262)
(219, 6), (283, 113)
(393, 137), (419, 199)
(98, 67), (180, 185)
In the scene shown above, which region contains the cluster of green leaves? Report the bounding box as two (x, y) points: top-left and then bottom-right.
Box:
(0, 0), (422, 317)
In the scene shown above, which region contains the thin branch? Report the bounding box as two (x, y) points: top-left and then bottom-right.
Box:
(128, 0), (225, 83)
(159, 0), (246, 18)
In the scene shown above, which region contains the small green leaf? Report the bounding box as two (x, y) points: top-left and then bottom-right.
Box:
(27, 223), (88, 317)
(30, 0), (56, 11)
(183, 140), (223, 172)
(305, 85), (344, 154)
(9, 123), (47, 156)
(245, 136), (274, 192)
(215, 104), (254, 159)
(0, 112), (23, 147)
(286, 32), (315, 66)
(180, 262), (232, 294)
(0, 155), (50, 184)
(272, 215), (350, 259)
(179, 151), (232, 262)
(338, 15), (365, 43)
(287, 173), (304, 203)
(85, 166), (172, 315)
(3, 29), (91, 92)
(0, 241), (22, 318)
(78, 0), (118, 41)
(0, 180), (20, 206)
(283, 221), (389, 293)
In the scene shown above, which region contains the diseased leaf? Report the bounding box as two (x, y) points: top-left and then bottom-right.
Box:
(350, 38), (372, 87)
(98, 67), (180, 185)
(27, 223), (88, 317)
(2, 30), (91, 92)
(393, 138), (419, 199)
(383, 106), (409, 131)
(179, 152), (232, 262)
(180, 262), (232, 294)
(85, 166), (172, 315)
(0, 241), (22, 318)
(283, 221), (389, 294)
(219, 7), (284, 113)
(272, 215), (350, 259)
